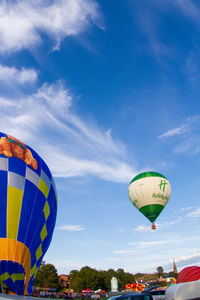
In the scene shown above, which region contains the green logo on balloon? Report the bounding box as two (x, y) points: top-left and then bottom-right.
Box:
(158, 180), (168, 192)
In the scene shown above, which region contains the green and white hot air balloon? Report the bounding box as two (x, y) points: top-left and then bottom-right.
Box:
(128, 171), (171, 230)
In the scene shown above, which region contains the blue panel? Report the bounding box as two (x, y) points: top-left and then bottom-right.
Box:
(47, 185), (57, 211)
(0, 170), (7, 237)
(7, 260), (13, 274)
(31, 254), (36, 269)
(17, 180), (38, 243)
(8, 157), (26, 177)
(25, 189), (46, 248)
(0, 133), (5, 139)
(27, 277), (34, 295)
(0, 260), (7, 274)
(46, 203), (57, 233)
(29, 213), (46, 255)
(42, 228), (54, 254)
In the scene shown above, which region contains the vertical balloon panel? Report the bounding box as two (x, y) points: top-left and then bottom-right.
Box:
(0, 132), (57, 295)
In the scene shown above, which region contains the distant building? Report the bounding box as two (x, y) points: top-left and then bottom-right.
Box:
(111, 277), (118, 292)
(173, 259), (178, 274)
(58, 274), (70, 289)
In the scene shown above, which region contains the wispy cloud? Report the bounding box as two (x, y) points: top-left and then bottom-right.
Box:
(0, 64), (37, 85)
(184, 49), (200, 87)
(129, 235), (200, 249)
(175, 253), (200, 269)
(130, 1), (171, 61)
(113, 249), (137, 255)
(0, 0), (103, 53)
(129, 239), (175, 248)
(0, 81), (137, 183)
(113, 236), (200, 260)
(187, 208), (200, 218)
(134, 225), (152, 233)
(172, 0), (200, 24)
(159, 116), (200, 155)
(57, 225), (85, 231)
(181, 206), (192, 211)
(129, 0), (200, 64)
(159, 125), (188, 138)
(134, 217), (182, 232)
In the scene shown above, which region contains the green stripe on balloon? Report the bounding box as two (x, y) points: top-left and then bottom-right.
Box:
(130, 172), (166, 185)
(139, 204), (164, 223)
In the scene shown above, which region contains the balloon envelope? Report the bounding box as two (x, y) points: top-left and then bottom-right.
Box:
(0, 132), (57, 295)
(177, 266), (200, 283)
(128, 171), (171, 225)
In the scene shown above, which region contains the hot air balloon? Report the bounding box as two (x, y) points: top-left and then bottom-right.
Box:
(177, 266), (200, 283)
(128, 171), (171, 229)
(0, 132), (57, 295)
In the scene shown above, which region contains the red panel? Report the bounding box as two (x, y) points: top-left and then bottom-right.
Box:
(177, 266), (200, 283)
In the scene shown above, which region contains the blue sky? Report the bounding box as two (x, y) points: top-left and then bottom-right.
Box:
(1, 0), (200, 277)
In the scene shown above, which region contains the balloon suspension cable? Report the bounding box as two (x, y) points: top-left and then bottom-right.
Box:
(151, 223), (156, 230)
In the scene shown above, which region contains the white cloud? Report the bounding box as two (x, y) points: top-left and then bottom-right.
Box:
(175, 253), (200, 269)
(159, 125), (188, 138)
(0, 0), (103, 53)
(113, 249), (137, 255)
(0, 81), (137, 183)
(134, 218), (182, 232)
(181, 206), (192, 211)
(187, 208), (200, 218)
(172, 0), (200, 24)
(46, 259), (84, 274)
(134, 225), (152, 233)
(0, 64), (37, 84)
(159, 116), (200, 155)
(57, 225), (85, 231)
(129, 239), (175, 248)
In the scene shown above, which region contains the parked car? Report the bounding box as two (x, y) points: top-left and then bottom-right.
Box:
(108, 293), (153, 300)
(145, 289), (166, 300)
(142, 285), (165, 300)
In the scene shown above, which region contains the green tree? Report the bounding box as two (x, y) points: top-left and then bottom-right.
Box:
(157, 266), (164, 277)
(68, 270), (80, 292)
(117, 268), (135, 290)
(69, 266), (137, 292)
(69, 266), (102, 292)
(34, 261), (58, 289)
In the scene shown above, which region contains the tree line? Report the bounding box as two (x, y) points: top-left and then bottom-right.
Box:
(34, 262), (173, 292)
(68, 266), (135, 292)
(34, 262), (135, 292)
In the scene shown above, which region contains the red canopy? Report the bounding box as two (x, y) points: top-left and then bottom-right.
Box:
(177, 266), (200, 283)
(82, 288), (93, 293)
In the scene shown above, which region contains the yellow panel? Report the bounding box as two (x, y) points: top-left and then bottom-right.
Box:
(38, 178), (49, 198)
(40, 224), (47, 242)
(43, 201), (50, 220)
(36, 244), (42, 261)
(0, 272), (10, 281)
(11, 273), (25, 282)
(7, 186), (23, 240)
(33, 267), (38, 278)
(31, 264), (37, 277)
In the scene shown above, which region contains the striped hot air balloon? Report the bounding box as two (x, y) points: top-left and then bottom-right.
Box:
(0, 132), (57, 295)
(128, 171), (171, 229)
